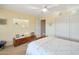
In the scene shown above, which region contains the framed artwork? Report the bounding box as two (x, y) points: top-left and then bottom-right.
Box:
(0, 18), (7, 25)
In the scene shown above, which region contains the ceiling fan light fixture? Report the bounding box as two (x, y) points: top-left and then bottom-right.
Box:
(42, 8), (48, 12)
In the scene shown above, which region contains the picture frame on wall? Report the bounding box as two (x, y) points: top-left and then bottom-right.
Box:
(0, 18), (7, 25)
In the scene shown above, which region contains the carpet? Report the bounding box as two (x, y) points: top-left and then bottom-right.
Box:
(0, 43), (27, 55)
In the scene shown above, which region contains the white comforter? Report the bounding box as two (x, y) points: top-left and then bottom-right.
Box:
(26, 37), (79, 55)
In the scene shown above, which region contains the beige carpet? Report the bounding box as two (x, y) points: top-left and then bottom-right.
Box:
(0, 43), (27, 55)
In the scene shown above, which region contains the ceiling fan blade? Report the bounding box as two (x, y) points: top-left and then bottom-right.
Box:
(26, 5), (40, 10)
(46, 4), (59, 9)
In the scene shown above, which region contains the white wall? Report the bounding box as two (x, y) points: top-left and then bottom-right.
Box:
(35, 17), (41, 37)
(46, 19), (55, 36)
(0, 9), (36, 46)
(45, 16), (56, 36)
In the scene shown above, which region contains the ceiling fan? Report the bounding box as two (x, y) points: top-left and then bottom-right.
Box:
(42, 5), (48, 12)
(26, 4), (59, 13)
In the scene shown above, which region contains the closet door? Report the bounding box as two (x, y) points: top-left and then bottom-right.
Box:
(69, 14), (79, 41)
(55, 15), (69, 38)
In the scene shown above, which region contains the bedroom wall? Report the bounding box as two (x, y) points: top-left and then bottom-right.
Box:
(0, 9), (36, 46)
(45, 13), (79, 41)
(35, 17), (41, 37)
(45, 16), (56, 36)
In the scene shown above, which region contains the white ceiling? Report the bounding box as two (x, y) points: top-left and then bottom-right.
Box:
(0, 4), (79, 16)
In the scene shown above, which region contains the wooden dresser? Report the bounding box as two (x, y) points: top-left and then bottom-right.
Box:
(13, 36), (36, 47)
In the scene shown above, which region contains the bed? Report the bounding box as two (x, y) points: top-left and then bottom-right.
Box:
(26, 36), (79, 55)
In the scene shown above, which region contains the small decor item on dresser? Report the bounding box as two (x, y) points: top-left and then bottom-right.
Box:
(30, 32), (37, 40)
(16, 34), (20, 38)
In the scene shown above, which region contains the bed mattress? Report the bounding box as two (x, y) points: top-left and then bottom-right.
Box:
(26, 36), (79, 55)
